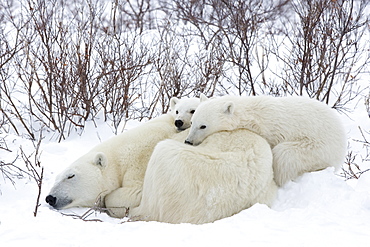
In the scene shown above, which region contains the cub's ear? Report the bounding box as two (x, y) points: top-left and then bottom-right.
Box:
(223, 101), (235, 115)
(94, 152), (107, 168)
(170, 97), (179, 110)
(200, 93), (208, 102)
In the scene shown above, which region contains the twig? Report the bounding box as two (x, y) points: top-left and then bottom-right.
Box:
(340, 149), (369, 180)
(33, 167), (44, 217)
(59, 195), (108, 222)
(0, 156), (28, 188)
(19, 130), (44, 217)
(0, 136), (12, 152)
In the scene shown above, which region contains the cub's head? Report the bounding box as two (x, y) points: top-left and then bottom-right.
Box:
(169, 93), (208, 131)
(185, 98), (235, 146)
(45, 152), (111, 210)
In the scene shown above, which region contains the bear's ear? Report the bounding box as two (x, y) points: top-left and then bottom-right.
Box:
(200, 93), (208, 102)
(223, 101), (234, 115)
(93, 152), (107, 168)
(170, 97), (179, 110)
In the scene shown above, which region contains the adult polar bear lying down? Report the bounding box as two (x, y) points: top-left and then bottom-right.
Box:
(129, 129), (278, 224)
(45, 114), (178, 211)
(185, 95), (347, 186)
(45, 95), (204, 212)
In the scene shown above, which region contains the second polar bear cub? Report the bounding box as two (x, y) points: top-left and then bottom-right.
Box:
(185, 95), (347, 186)
(170, 94), (207, 131)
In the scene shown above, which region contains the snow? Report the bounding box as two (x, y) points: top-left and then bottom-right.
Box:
(1, 170), (370, 246)
(1, 100), (370, 246)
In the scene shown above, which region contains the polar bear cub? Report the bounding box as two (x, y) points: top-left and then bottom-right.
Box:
(185, 95), (347, 186)
(130, 129), (277, 224)
(169, 93), (207, 131)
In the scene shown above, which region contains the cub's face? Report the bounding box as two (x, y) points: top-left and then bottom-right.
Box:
(184, 110), (218, 146)
(45, 153), (107, 209)
(170, 94), (207, 131)
(185, 99), (235, 146)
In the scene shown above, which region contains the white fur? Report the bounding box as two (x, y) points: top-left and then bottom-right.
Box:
(46, 114), (179, 213)
(47, 94), (206, 217)
(130, 129), (277, 224)
(169, 94), (207, 130)
(185, 95), (347, 186)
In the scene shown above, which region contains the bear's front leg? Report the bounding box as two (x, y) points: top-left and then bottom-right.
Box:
(105, 185), (142, 218)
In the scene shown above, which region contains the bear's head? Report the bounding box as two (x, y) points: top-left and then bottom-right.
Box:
(46, 152), (117, 209)
(169, 94), (208, 131)
(185, 98), (236, 146)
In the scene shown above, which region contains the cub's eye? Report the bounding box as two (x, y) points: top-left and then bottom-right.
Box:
(176, 111), (179, 114)
(200, 125), (207, 129)
(190, 110), (195, 114)
(67, 174), (75, 179)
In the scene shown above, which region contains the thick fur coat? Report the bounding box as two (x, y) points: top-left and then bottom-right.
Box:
(185, 96), (347, 186)
(46, 114), (178, 214)
(130, 129), (277, 224)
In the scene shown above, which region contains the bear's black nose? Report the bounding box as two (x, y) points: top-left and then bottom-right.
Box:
(175, 120), (184, 128)
(184, 140), (193, 145)
(46, 195), (57, 207)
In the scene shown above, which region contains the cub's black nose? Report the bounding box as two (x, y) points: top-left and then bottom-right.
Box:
(46, 195), (57, 207)
(175, 120), (184, 128)
(184, 140), (193, 145)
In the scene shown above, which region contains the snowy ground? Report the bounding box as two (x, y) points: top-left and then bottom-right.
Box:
(1, 99), (370, 247)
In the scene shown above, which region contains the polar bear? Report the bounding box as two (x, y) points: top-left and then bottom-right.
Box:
(169, 93), (207, 131)
(185, 95), (347, 186)
(45, 96), (202, 214)
(45, 113), (177, 211)
(129, 129), (277, 224)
